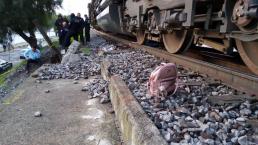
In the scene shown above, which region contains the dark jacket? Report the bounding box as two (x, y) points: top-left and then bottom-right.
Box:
(60, 25), (69, 37)
(69, 16), (81, 32)
(77, 16), (85, 31)
(55, 18), (63, 31)
(84, 19), (90, 31)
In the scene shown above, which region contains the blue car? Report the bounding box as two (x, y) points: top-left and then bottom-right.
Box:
(0, 59), (12, 74)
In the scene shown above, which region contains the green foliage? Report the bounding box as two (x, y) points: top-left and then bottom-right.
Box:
(51, 40), (60, 48)
(0, 0), (62, 39)
(81, 47), (91, 55)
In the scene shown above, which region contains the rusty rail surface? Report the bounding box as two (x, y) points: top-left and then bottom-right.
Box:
(94, 30), (258, 96)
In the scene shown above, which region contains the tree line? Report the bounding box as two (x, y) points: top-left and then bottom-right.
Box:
(0, 0), (62, 47)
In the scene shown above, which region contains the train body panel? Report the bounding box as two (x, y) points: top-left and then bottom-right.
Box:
(89, 0), (258, 75)
(97, 4), (122, 33)
(125, 0), (185, 17)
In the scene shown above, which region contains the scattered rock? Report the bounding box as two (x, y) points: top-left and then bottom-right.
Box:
(35, 80), (42, 83)
(164, 131), (172, 142)
(238, 135), (248, 145)
(33, 35), (257, 144)
(236, 117), (246, 122)
(209, 111), (222, 122)
(45, 90), (50, 93)
(211, 91), (218, 96)
(31, 73), (39, 78)
(105, 45), (256, 144)
(81, 87), (87, 91)
(240, 108), (252, 116)
(100, 96), (110, 104)
(34, 111), (42, 117)
(108, 109), (114, 114)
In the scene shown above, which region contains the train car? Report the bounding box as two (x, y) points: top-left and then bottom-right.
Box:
(89, 0), (258, 75)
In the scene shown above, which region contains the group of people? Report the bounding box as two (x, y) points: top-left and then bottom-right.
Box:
(55, 13), (91, 50)
(20, 13), (91, 73)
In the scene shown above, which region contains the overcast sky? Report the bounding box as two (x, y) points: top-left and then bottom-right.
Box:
(56, 0), (91, 16)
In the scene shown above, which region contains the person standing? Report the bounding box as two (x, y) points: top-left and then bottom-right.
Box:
(55, 14), (64, 45)
(63, 13), (80, 50)
(84, 14), (91, 42)
(2, 44), (6, 52)
(2, 39), (7, 52)
(77, 13), (85, 45)
(60, 21), (69, 50)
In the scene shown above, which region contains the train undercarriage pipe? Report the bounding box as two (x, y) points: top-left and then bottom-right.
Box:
(165, 12), (186, 25)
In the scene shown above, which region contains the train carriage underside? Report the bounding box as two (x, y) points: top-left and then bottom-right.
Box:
(89, 0), (258, 75)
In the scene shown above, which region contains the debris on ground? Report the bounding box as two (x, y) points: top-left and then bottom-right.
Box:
(34, 111), (42, 117)
(81, 76), (110, 103)
(106, 47), (258, 144)
(36, 38), (115, 80)
(37, 37), (112, 104)
(45, 90), (50, 93)
(8, 34), (257, 144)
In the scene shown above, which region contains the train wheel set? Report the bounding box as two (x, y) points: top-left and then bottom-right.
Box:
(89, 0), (258, 75)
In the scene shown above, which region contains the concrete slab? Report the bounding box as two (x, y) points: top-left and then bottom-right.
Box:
(0, 77), (121, 145)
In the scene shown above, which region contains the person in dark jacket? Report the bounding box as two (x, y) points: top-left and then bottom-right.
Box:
(77, 13), (85, 45)
(60, 21), (69, 50)
(55, 14), (64, 45)
(84, 14), (91, 42)
(63, 13), (80, 50)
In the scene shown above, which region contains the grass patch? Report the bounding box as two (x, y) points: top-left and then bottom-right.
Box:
(51, 40), (60, 48)
(2, 90), (24, 105)
(81, 47), (91, 55)
(0, 60), (26, 87)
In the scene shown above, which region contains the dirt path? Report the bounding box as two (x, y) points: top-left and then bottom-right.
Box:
(0, 77), (121, 145)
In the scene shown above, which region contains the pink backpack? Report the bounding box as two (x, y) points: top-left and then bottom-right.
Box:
(148, 63), (178, 97)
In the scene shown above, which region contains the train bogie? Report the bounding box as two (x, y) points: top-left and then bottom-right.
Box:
(89, 0), (258, 75)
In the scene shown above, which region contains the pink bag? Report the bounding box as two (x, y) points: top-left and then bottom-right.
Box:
(148, 63), (177, 97)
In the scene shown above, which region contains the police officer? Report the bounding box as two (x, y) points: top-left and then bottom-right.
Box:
(77, 13), (85, 45)
(84, 14), (91, 42)
(63, 13), (80, 50)
(60, 21), (69, 50)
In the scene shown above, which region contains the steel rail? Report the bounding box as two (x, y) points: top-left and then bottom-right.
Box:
(94, 30), (258, 96)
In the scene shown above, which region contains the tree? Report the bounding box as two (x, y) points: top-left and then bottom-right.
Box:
(0, 0), (62, 47)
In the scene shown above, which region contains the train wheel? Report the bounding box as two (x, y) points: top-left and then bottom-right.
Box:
(136, 30), (146, 45)
(162, 30), (193, 54)
(236, 40), (258, 75)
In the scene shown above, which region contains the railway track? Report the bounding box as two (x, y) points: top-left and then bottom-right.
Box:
(181, 47), (253, 75)
(94, 29), (258, 96)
